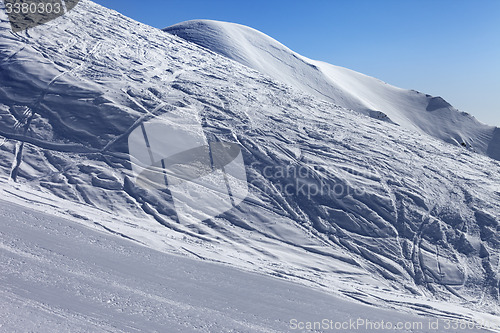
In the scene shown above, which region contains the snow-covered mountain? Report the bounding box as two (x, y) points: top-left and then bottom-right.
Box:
(0, 0), (499, 330)
(165, 20), (500, 161)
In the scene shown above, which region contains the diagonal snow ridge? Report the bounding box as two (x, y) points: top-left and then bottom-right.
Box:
(164, 19), (500, 162)
(0, 0), (499, 327)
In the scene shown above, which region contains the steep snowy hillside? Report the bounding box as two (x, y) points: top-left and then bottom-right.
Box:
(165, 20), (500, 161)
(0, 0), (499, 329)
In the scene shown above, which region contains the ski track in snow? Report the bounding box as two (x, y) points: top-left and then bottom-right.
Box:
(5, 199), (491, 333)
(164, 19), (500, 161)
(0, 0), (499, 330)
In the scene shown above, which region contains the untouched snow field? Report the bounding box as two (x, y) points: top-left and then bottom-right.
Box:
(0, 0), (499, 331)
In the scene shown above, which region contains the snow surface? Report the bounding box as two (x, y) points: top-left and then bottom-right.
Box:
(164, 20), (500, 160)
(0, 0), (499, 331)
(6, 199), (491, 333)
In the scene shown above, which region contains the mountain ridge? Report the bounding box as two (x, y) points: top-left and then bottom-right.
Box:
(164, 19), (499, 161)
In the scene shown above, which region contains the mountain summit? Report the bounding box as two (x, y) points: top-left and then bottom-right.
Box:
(165, 19), (500, 161)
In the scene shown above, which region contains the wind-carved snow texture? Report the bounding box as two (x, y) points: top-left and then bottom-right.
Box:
(0, 0), (499, 325)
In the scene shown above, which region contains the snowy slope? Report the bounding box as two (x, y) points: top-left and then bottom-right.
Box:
(0, 0), (499, 329)
(164, 20), (500, 160)
(7, 199), (492, 333)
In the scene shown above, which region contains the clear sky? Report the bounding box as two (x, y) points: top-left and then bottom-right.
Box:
(93, 0), (500, 127)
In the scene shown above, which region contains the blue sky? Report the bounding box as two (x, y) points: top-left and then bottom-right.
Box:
(94, 0), (499, 126)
